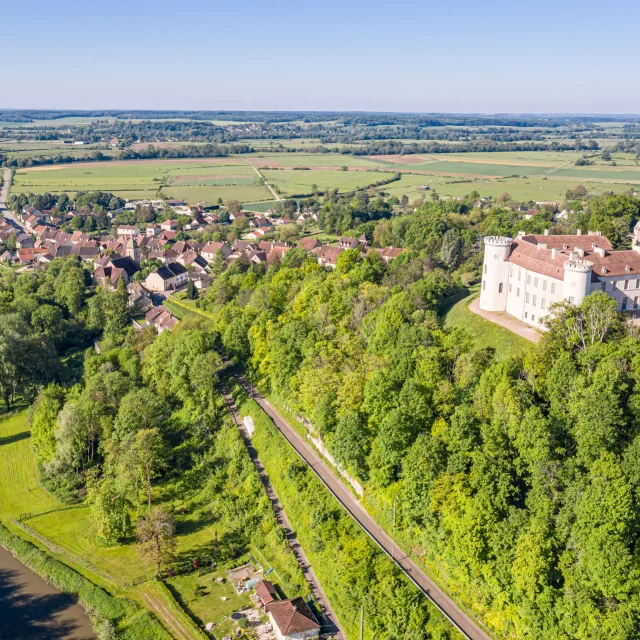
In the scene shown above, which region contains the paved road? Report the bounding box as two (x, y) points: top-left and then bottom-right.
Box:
(221, 385), (344, 640)
(0, 168), (24, 230)
(233, 373), (493, 640)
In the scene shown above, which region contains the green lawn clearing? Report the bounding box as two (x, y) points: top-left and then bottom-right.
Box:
(442, 289), (532, 360)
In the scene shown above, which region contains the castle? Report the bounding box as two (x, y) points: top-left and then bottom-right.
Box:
(479, 228), (640, 327)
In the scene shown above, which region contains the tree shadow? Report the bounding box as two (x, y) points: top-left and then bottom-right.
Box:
(0, 566), (95, 640)
(0, 430), (30, 446)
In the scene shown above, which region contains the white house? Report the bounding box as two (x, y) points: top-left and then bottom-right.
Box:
(144, 262), (188, 292)
(265, 597), (320, 640)
(480, 230), (640, 328)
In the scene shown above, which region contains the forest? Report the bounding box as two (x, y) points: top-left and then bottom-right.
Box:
(2, 190), (640, 638)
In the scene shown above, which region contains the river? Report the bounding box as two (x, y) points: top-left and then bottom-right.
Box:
(0, 546), (96, 640)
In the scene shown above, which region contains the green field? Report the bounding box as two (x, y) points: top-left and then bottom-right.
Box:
(13, 160), (272, 204)
(163, 184), (272, 204)
(262, 169), (393, 196)
(246, 152), (381, 168)
(442, 290), (532, 360)
(399, 160), (551, 177)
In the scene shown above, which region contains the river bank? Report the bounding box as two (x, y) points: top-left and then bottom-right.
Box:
(0, 545), (96, 640)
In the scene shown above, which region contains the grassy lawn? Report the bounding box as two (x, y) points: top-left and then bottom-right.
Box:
(166, 568), (253, 635)
(442, 288), (532, 360)
(0, 411), (59, 520)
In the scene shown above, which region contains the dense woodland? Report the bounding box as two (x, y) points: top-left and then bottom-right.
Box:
(2, 189), (640, 638)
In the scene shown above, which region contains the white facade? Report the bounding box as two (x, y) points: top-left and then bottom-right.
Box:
(480, 234), (640, 327)
(480, 237), (511, 311)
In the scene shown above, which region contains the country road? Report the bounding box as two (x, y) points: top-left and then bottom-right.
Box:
(0, 168), (24, 230)
(221, 384), (344, 640)
(234, 373), (493, 640)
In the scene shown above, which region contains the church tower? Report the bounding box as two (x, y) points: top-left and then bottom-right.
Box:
(125, 236), (140, 263)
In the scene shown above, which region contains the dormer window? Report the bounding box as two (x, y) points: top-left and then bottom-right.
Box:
(626, 266), (631, 273)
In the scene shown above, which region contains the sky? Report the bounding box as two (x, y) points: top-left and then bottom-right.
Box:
(3, 0), (640, 114)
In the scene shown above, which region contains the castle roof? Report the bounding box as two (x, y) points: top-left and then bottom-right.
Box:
(507, 234), (640, 280)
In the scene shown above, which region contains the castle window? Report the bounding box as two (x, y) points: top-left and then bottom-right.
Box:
(517, 288), (520, 297)
(531, 314), (535, 321)
(524, 312), (528, 319)
(543, 280), (547, 292)
(482, 280), (486, 290)
(601, 282), (606, 291)
(622, 297), (628, 310)
(526, 292), (530, 303)
(569, 296), (575, 303)
(533, 295), (537, 307)
(534, 277), (539, 287)
(625, 279), (630, 290)
(635, 296), (639, 309)
(610, 281), (615, 291)
(541, 298), (546, 310)
(484, 264), (487, 274)
(518, 270), (521, 281)
(498, 283), (503, 293)
(509, 284), (512, 293)
(527, 274), (531, 285)
(551, 283), (556, 294)
(636, 278), (640, 289)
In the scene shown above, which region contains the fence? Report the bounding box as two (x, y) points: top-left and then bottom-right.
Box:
(18, 503), (85, 523)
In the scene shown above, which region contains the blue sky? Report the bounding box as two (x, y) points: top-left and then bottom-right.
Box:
(4, 0), (639, 113)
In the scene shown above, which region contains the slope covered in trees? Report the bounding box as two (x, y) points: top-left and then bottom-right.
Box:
(196, 231), (640, 638)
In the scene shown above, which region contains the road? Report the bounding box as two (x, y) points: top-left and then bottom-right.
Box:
(221, 385), (344, 640)
(233, 373), (493, 640)
(0, 168), (24, 231)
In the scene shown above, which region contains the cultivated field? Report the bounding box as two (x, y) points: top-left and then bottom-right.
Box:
(13, 159), (273, 204)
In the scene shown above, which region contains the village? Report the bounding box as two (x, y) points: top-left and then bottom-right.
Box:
(0, 198), (404, 334)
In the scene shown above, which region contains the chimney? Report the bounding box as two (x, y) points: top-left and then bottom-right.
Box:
(551, 248), (557, 259)
(575, 247), (585, 257)
(537, 242), (547, 251)
(577, 229), (582, 235)
(544, 229), (550, 236)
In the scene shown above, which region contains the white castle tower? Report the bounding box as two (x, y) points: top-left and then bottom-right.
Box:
(562, 259), (593, 306)
(480, 236), (513, 312)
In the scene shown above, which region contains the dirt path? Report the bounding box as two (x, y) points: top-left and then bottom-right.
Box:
(469, 297), (541, 343)
(221, 385), (344, 640)
(143, 590), (196, 640)
(231, 374), (493, 640)
(243, 161), (281, 201)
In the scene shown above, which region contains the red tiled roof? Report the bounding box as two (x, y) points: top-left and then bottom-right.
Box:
(266, 597), (319, 635)
(254, 580), (277, 606)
